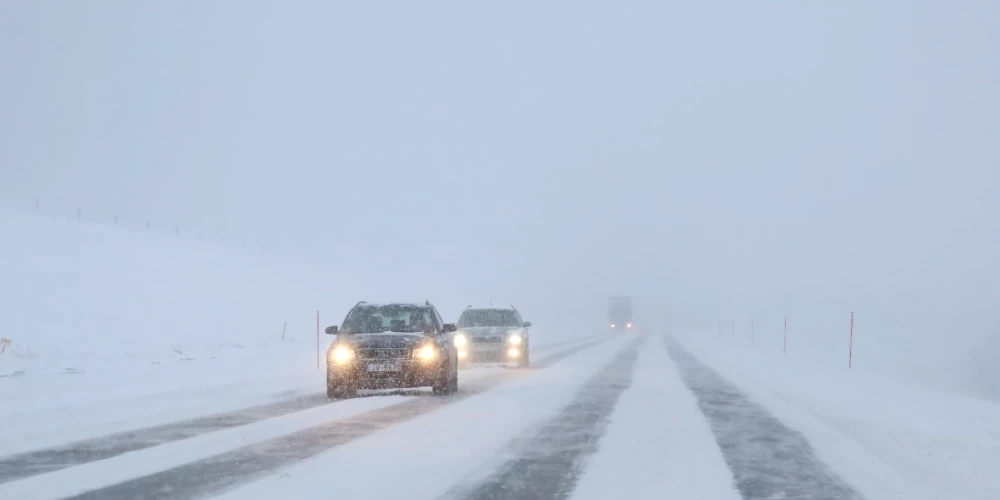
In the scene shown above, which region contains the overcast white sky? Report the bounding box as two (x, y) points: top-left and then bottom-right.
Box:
(1, 2), (997, 365)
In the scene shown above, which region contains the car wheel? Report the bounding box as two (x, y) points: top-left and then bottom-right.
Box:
(449, 363), (459, 393)
(433, 361), (453, 396)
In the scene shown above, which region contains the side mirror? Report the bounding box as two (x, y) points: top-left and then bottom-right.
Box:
(325, 325), (339, 335)
(522, 321), (532, 328)
(443, 323), (457, 333)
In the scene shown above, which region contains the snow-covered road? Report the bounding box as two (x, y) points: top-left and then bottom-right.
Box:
(2, 332), (999, 500)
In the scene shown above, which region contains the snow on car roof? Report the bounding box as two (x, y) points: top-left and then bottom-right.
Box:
(355, 301), (433, 308)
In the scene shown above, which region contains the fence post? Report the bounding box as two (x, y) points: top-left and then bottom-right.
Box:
(849, 311), (855, 368)
(783, 315), (787, 354)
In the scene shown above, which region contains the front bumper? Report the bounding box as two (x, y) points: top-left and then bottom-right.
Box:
(328, 359), (443, 390)
(459, 345), (523, 363)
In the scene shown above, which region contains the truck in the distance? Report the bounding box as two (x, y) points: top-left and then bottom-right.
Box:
(608, 296), (633, 331)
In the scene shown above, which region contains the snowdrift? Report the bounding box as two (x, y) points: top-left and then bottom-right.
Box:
(0, 208), (359, 378)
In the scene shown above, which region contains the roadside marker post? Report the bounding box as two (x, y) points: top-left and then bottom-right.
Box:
(316, 310), (321, 370)
(783, 315), (787, 354)
(849, 311), (855, 368)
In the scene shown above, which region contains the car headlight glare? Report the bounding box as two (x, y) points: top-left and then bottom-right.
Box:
(453, 333), (468, 347)
(330, 345), (355, 364)
(416, 344), (438, 361)
(507, 334), (523, 345)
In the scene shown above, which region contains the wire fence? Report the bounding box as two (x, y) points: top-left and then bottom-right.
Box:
(6, 196), (272, 255)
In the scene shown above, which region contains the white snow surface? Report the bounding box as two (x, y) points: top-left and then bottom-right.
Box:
(675, 332), (1000, 500)
(0, 209), (586, 453)
(214, 335), (636, 500)
(570, 335), (740, 500)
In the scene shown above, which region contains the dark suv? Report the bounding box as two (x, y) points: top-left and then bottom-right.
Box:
(324, 301), (459, 399)
(453, 306), (531, 367)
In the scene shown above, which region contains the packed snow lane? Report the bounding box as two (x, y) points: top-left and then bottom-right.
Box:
(569, 336), (741, 500)
(0, 333), (601, 488)
(666, 338), (865, 500)
(43, 337), (610, 500)
(677, 334), (1000, 500)
(0, 393), (330, 484)
(210, 335), (637, 500)
(449, 337), (642, 500)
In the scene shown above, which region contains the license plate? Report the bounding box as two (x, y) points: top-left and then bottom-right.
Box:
(366, 363), (402, 372)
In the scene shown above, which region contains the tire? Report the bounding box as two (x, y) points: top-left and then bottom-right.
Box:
(433, 360), (455, 396)
(517, 343), (530, 368)
(449, 363), (459, 393)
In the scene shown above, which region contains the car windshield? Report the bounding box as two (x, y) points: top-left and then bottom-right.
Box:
(341, 305), (436, 334)
(458, 309), (520, 328)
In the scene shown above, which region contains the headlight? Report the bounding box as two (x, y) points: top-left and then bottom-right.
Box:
(507, 347), (520, 358)
(453, 333), (468, 347)
(507, 334), (523, 345)
(627, 323), (632, 328)
(330, 345), (355, 364)
(610, 324), (616, 328)
(415, 344), (438, 361)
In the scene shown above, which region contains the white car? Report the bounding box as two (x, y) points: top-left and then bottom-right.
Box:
(452, 306), (531, 368)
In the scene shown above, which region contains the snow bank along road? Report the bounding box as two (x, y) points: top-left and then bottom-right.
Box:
(5, 332), (988, 499)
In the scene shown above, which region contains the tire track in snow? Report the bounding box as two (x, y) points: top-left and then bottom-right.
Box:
(447, 337), (643, 500)
(665, 338), (866, 500)
(0, 334), (602, 485)
(0, 393), (329, 485)
(58, 336), (614, 500)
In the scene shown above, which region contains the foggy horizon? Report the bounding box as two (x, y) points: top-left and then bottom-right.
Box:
(3, 2), (998, 392)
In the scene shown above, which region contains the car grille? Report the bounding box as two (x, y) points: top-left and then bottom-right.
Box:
(357, 348), (411, 360)
(471, 336), (505, 344)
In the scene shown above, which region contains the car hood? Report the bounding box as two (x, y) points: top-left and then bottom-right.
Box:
(334, 333), (429, 349)
(459, 326), (524, 337)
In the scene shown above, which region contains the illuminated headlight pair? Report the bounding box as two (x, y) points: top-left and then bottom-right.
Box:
(329, 345), (355, 364)
(330, 345), (438, 363)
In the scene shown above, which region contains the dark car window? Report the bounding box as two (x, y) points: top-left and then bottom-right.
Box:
(342, 305), (438, 333)
(457, 309), (521, 328)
